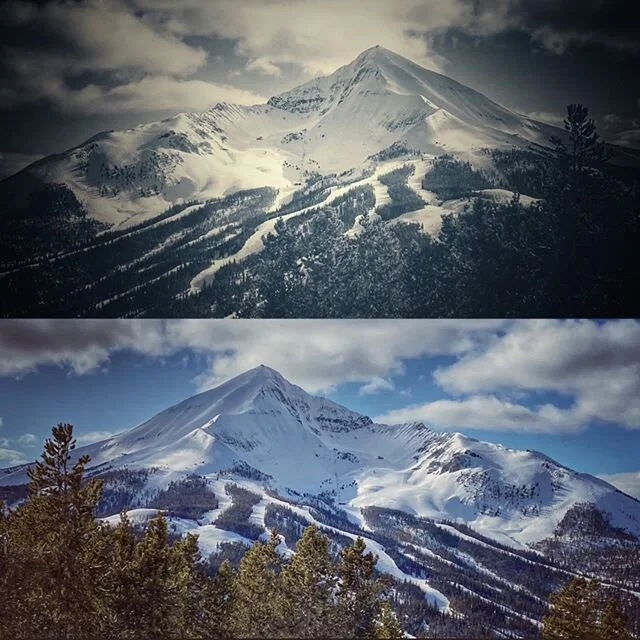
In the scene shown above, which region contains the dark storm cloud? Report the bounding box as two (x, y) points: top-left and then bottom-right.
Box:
(456, 0), (640, 52)
(0, 0), (261, 113)
(0, 0), (639, 158)
(0, 319), (171, 375)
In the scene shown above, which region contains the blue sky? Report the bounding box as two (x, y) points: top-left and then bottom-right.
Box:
(1, 0), (639, 177)
(1, 319), (639, 497)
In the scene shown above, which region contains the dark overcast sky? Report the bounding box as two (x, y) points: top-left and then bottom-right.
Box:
(0, 0), (639, 178)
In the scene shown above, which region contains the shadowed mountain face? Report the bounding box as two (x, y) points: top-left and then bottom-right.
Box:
(3, 365), (639, 548)
(6, 46), (638, 319)
(0, 46), (558, 228)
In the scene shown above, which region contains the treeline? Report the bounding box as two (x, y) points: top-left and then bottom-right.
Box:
(543, 577), (635, 639)
(3, 104), (638, 317)
(422, 155), (492, 200)
(0, 187), (275, 317)
(219, 104), (640, 317)
(534, 503), (640, 592)
(214, 483), (264, 540)
(148, 475), (219, 520)
(0, 424), (404, 639)
(376, 164), (425, 220)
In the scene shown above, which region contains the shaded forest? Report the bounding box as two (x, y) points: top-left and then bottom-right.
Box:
(1, 105), (639, 318)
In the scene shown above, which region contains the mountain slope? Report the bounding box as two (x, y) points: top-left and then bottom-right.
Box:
(3, 365), (640, 636)
(2, 365), (639, 549)
(0, 46), (559, 228)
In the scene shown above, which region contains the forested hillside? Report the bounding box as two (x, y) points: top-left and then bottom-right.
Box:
(2, 105), (638, 318)
(2, 425), (638, 639)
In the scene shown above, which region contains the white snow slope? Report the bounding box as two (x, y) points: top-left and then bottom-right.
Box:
(3, 365), (639, 551)
(2, 46), (559, 227)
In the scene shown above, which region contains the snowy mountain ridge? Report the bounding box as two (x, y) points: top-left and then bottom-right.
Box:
(3, 365), (640, 634)
(2, 365), (638, 550)
(1, 45), (559, 228)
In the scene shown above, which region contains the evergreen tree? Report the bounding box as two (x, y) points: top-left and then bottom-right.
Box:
(600, 596), (632, 640)
(279, 524), (339, 637)
(201, 559), (236, 639)
(543, 577), (600, 640)
(337, 536), (389, 638)
(550, 104), (606, 173)
(374, 600), (404, 639)
(102, 511), (140, 638)
(1, 423), (108, 640)
(125, 514), (183, 639)
(231, 529), (285, 637)
(543, 103), (615, 314)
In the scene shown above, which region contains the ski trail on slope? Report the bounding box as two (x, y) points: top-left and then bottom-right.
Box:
(188, 160), (407, 292)
(261, 493), (450, 611)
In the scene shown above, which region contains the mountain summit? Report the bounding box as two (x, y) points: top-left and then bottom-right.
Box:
(2, 366), (639, 548)
(1, 46), (559, 227)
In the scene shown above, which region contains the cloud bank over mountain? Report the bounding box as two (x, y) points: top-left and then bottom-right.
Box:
(2, 319), (639, 436)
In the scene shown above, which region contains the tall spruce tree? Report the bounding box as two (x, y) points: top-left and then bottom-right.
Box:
(201, 559), (236, 639)
(102, 511), (140, 638)
(550, 104), (606, 174)
(544, 103), (613, 314)
(279, 524), (339, 637)
(1, 423), (108, 640)
(337, 536), (389, 639)
(230, 529), (285, 637)
(543, 577), (600, 640)
(127, 514), (183, 639)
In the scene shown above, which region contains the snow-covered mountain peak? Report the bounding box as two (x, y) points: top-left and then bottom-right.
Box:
(2, 365), (640, 546)
(2, 44), (568, 226)
(219, 364), (289, 394)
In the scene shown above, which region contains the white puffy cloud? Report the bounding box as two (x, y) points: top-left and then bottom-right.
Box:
(375, 394), (581, 432)
(166, 319), (504, 392)
(0, 319), (504, 393)
(130, 0), (640, 81)
(130, 0), (453, 75)
(17, 433), (38, 447)
(597, 471), (640, 500)
(0, 319), (173, 377)
(75, 430), (123, 444)
(61, 76), (265, 114)
(0, 0), (247, 114)
(525, 111), (565, 126)
(3, 319), (640, 435)
(2, 0), (206, 77)
(359, 377), (395, 396)
(245, 58), (283, 77)
(434, 319), (640, 429)
(0, 448), (29, 466)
